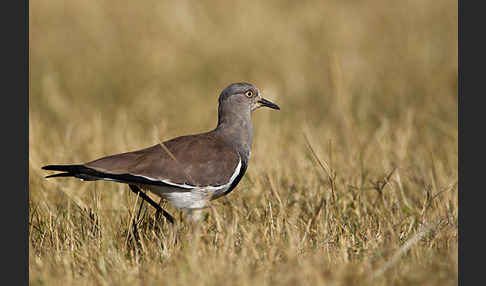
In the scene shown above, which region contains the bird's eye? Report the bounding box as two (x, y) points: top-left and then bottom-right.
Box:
(245, 90), (254, 98)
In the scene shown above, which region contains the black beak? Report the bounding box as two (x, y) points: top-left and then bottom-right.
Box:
(258, 98), (280, 110)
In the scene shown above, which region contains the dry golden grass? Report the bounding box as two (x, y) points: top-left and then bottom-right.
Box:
(29, 0), (458, 285)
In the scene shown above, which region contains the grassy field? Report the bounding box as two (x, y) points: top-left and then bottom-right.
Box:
(29, 0), (458, 285)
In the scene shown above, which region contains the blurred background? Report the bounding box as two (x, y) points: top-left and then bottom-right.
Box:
(29, 0), (457, 284)
(30, 0), (457, 147)
(30, 0), (457, 194)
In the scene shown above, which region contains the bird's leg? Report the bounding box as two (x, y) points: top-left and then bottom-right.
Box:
(128, 185), (175, 224)
(154, 198), (164, 221)
(136, 199), (145, 222)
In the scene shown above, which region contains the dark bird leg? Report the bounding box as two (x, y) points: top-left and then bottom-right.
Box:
(128, 185), (175, 224)
(154, 198), (165, 221)
(136, 199), (145, 222)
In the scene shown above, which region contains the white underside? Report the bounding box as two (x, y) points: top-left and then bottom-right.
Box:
(141, 158), (242, 210)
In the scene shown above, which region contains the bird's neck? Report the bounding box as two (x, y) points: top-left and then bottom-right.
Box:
(214, 108), (253, 160)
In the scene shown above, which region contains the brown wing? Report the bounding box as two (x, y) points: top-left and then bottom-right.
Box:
(84, 132), (240, 187)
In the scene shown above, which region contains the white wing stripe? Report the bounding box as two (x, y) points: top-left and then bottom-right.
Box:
(138, 157), (242, 191)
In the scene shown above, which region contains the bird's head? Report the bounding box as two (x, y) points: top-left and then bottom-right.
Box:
(218, 82), (280, 113)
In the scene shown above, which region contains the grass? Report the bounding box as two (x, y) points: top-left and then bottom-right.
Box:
(29, 0), (458, 285)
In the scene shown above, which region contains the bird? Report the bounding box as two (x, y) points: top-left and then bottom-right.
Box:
(42, 82), (280, 223)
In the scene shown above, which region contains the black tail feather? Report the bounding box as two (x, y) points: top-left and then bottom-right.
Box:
(45, 172), (75, 179)
(42, 164), (99, 181)
(42, 164), (84, 172)
(42, 164), (180, 187)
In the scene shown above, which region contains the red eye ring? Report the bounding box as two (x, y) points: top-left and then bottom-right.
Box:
(245, 90), (254, 98)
